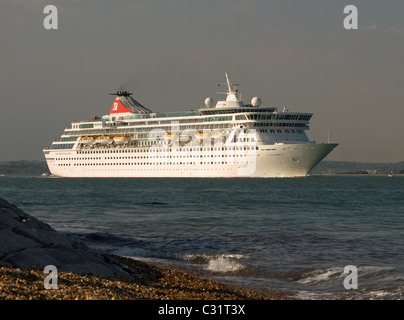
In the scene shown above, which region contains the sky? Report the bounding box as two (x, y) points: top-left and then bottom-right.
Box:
(0, 0), (403, 163)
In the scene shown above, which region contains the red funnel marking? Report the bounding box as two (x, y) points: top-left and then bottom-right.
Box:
(109, 99), (133, 114)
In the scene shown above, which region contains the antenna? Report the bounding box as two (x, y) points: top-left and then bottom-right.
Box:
(215, 72), (243, 107)
(109, 90), (133, 97)
(224, 72), (239, 93)
(225, 72), (232, 93)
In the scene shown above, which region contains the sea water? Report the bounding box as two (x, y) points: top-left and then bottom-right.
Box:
(1, 175), (403, 299)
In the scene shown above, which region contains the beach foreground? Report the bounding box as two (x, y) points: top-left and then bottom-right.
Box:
(0, 196), (287, 300)
(0, 255), (286, 300)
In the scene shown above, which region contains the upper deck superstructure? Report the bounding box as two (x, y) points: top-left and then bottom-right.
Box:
(43, 73), (337, 177)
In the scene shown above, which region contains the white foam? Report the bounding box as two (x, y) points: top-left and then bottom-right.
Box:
(183, 252), (244, 263)
(297, 267), (343, 284)
(297, 265), (397, 285)
(358, 265), (395, 275)
(205, 255), (246, 273)
(293, 290), (334, 300)
(368, 290), (390, 299)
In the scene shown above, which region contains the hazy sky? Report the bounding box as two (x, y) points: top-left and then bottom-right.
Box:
(1, 0), (403, 163)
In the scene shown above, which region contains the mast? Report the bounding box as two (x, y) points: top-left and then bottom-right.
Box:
(225, 72), (233, 94)
(223, 72), (240, 101)
(214, 72), (243, 108)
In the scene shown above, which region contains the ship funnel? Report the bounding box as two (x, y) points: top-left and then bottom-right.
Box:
(109, 91), (153, 114)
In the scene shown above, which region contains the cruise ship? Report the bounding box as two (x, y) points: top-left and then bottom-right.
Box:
(43, 73), (337, 177)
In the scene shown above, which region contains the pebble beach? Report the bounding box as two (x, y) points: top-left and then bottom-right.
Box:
(0, 255), (285, 300)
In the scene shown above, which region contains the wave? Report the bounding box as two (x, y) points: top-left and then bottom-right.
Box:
(296, 265), (396, 285)
(63, 231), (404, 299)
(206, 255), (252, 273)
(66, 231), (257, 275)
(183, 252), (256, 273)
(296, 267), (343, 285)
(110, 246), (256, 274)
(292, 265), (403, 300)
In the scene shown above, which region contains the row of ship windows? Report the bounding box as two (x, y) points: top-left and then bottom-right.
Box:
(77, 146), (258, 155)
(123, 111), (309, 121)
(56, 160), (252, 167)
(74, 115), (234, 129)
(51, 147), (262, 156)
(129, 137), (256, 146)
(56, 153), (255, 162)
(79, 113), (309, 128)
(64, 123), (307, 136)
(55, 146), (259, 160)
(58, 128), (306, 145)
(66, 124), (231, 135)
(61, 128), (305, 143)
(58, 136), (254, 144)
(259, 129), (304, 134)
(247, 122), (308, 127)
(122, 108), (281, 120)
(237, 114), (311, 121)
(51, 143), (75, 149)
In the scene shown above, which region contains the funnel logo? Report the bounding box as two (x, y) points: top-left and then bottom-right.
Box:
(112, 102), (118, 111)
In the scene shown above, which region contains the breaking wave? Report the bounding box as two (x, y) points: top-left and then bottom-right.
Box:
(296, 267), (345, 285)
(296, 266), (396, 285)
(294, 265), (402, 300)
(183, 253), (256, 273)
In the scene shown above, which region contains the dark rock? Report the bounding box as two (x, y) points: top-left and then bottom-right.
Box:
(0, 197), (131, 279)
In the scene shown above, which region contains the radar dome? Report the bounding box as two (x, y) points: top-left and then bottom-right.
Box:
(251, 97), (262, 107)
(205, 97), (214, 108)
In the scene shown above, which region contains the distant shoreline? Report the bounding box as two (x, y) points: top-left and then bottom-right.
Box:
(313, 173), (404, 177)
(1, 160), (403, 176)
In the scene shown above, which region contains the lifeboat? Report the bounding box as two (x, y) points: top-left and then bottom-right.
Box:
(80, 136), (95, 144)
(96, 135), (112, 145)
(113, 136), (129, 144)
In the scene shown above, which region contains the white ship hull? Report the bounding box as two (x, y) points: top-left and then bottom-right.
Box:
(44, 143), (337, 178)
(43, 73), (338, 178)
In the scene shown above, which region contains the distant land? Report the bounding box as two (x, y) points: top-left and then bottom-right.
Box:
(0, 161), (50, 175)
(0, 160), (403, 175)
(310, 160), (404, 175)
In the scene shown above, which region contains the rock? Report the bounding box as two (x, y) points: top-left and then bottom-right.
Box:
(0, 197), (131, 279)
